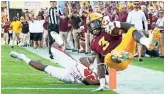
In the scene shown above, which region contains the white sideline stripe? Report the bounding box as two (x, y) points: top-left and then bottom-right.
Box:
(2, 87), (109, 90)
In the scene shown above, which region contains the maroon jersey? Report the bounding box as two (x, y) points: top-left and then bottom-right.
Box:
(2, 22), (10, 33)
(81, 15), (87, 33)
(90, 31), (122, 56)
(43, 21), (48, 30)
(147, 13), (153, 30)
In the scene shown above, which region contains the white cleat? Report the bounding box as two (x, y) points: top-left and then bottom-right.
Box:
(93, 85), (108, 92)
(10, 51), (25, 60)
(50, 31), (64, 46)
(147, 28), (160, 51)
(111, 50), (133, 62)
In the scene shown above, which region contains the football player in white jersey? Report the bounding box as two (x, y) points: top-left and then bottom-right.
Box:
(9, 47), (109, 86)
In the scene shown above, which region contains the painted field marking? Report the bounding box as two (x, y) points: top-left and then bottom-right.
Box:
(2, 87), (109, 90)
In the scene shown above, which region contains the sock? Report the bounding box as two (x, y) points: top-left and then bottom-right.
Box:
(21, 55), (31, 64)
(139, 37), (149, 47)
(99, 78), (105, 87)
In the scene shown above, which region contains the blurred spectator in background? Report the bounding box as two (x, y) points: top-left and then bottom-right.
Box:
(33, 15), (44, 49)
(80, 4), (90, 54)
(10, 16), (22, 48)
(16, 12), (20, 20)
(78, 27), (85, 53)
(118, 5), (128, 22)
(127, 3), (133, 12)
(59, 10), (70, 51)
(68, 4), (82, 52)
(146, 6), (154, 36)
(67, 18), (74, 50)
(38, 9), (45, 20)
(20, 16), (29, 47)
(29, 15), (35, 47)
(43, 17), (48, 48)
(111, 8), (119, 21)
(126, 1), (148, 62)
(2, 20), (10, 45)
(154, 10), (164, 57)
(94, 4), (101, 13)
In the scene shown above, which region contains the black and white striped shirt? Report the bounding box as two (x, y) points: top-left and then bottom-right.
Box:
(48, 7), (63, 25)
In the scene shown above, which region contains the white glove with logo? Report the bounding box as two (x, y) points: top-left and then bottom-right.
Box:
(104, 22), (115, 34)
(105, 21), (121, 34)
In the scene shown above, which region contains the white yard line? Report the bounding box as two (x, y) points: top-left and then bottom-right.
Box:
(2, 87), (108, 90)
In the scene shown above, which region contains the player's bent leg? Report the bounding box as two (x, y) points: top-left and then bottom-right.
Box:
(132, 28), (160, 51)
(104, 27), (136, 70)
(104, 53), (132, 70)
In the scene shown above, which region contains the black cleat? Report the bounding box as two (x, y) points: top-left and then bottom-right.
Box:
(85, 52), (90, 54)
(138, 58), (143, 62)
(11, 46), (14, 48)
(72, 49), (77, 52)
(50, 55), (54, 59)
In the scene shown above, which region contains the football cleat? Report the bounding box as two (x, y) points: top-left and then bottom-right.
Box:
(111, 50), (134, 62)
(50, 31), (64, 46)
(147, 28), (160, 51)
(10, 51), (25, 60)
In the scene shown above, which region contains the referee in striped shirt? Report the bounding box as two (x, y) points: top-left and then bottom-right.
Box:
(48, 1), (65, 59)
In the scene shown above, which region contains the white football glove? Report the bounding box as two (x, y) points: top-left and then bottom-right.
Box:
(102, 16), (111, 26)
(104, 22), (115, 34)
(105, 21), (121, 34)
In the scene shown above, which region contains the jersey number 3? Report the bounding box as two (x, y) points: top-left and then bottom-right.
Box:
(98, 36), (109, 51)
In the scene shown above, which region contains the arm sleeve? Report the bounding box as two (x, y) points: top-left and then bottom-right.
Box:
(120, 22), (134, 31)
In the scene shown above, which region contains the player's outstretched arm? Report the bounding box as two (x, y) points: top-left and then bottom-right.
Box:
(79, 56), (95, 68)
(106, 21), (134, 35)
(119, 22), (134, 32)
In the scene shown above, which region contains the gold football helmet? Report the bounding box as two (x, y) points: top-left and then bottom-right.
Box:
(86, 12), (103, 35)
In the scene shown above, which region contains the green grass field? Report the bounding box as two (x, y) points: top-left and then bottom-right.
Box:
(1, 45), (117, 94)
(131, 57), (164, 72)
(2, 45), (164, 94)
